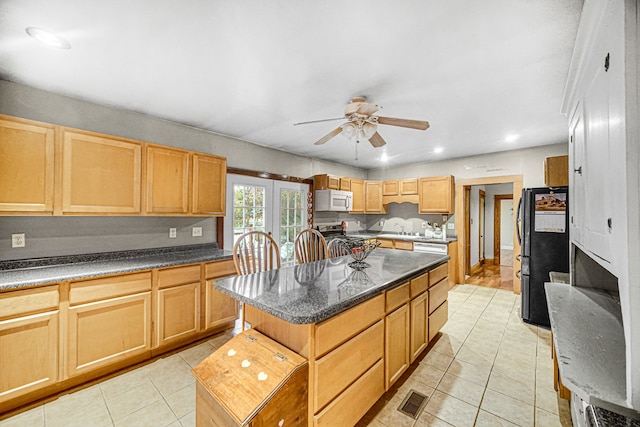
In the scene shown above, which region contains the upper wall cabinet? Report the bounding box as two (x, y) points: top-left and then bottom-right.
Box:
(192, 153), (226, 216)
(0, 115), (55, 214)
(61, 129), (143, 214)
(350, 179), (365, 213)
(146, 145), (190, 214)
(418, 176), (455, 214)
(383, 179), (418, 196)
(314, 174), (340, 190)
(364, 181), (385, 213)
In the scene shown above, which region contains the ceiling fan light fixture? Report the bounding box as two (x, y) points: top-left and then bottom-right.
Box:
(341, 122), (357, 139)
(361, 121), (377, 139)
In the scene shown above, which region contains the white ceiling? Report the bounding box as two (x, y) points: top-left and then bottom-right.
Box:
(0, 0), (583, 169)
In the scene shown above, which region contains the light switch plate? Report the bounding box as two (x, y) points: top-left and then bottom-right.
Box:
(169, 228), (177, 238)
(192, 227), (203, 237)
(12, 233), (25, 248)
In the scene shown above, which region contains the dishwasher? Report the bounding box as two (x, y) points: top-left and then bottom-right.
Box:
(413, 241), (448, 255)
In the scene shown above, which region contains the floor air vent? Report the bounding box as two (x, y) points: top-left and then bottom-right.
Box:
(397, 389), (428, 419)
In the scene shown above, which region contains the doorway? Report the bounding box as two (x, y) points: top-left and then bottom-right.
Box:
(224, 174), (310, 266)
(494, 195), (514, 266)
(455, 175), (522, 294)
(479, 189), (486, 267)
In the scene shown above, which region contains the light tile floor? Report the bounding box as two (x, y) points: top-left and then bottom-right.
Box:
(0, 284), (572, 427)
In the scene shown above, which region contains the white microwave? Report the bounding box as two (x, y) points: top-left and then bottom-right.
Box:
(315, 190), (352, 212)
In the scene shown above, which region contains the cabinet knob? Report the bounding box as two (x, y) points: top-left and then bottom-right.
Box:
(607, 218), (612, 231)
(574, 166), (582, 175)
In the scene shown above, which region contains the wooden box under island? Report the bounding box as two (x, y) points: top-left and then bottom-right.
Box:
(192, 248), (450, 427)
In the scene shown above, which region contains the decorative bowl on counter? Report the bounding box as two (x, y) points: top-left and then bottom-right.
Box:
(341, 237), (381, 269)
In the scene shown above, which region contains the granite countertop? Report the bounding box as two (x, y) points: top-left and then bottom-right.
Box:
(215, 248), (449, 325)
(0, 244), (232, 291)
(545, 283), (640, 420)
(347, 231), (457, 244)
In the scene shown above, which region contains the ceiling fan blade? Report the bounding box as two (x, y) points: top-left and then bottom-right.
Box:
(293, 117), (345, 126)
(314, 127), (343, 145)
(377, 116), (430, 130)
(356, 102), (379, 116)
(368, 132), (387, 147)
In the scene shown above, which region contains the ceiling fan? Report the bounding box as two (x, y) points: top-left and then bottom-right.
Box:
(293, 97), (430, 148)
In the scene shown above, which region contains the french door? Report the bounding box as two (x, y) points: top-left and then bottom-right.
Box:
(225, 174), (309, 266)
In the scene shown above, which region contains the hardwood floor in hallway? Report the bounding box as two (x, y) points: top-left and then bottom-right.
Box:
(466, 263), (514, 291)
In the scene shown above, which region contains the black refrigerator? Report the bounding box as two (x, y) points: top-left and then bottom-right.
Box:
(517, 186), (569, 327)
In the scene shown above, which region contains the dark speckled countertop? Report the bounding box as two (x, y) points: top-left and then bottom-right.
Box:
(215, 248), (449, 324)
(0, 244), (232, 291)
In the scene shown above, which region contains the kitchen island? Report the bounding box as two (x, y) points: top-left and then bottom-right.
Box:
(210, 249), (450, 426)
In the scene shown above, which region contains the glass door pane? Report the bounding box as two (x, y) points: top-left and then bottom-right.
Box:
(225, 175), (273, 250)
(274, 182), (309, 265)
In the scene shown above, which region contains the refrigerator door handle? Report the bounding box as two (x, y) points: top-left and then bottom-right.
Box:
(516, 195), (523, 246)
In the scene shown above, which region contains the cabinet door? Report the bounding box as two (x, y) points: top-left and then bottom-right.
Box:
(399, 178), (418, 195)
(570, 105), (586, 246)
(204, 278), (238, 330)
(364, 181), (384, 213)
(382, 180), (399, 196)
(419, 176), (455, 214)
(385, 304), (409, 389)
(0, 311), (59, 403)
(67, 292), (151, 377)
(192, 153), (226, 215)
(61, 130), (142, 214)
(410, 292), (428, 363)
(339, 178), (351, 191)
(350, 179), (365, 213)
(156, 283), (200, 347)
(145, 145), (189, 214)
(0, 116), (55, 213)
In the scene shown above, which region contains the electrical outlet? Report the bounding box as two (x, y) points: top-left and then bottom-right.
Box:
(169, 228), (177, 238)
(421, 222), (427, 228)
(379, 220), (384, 226)
(192, 227), (203, 237)
(448, 223), (455, 230)
(442, 215), (448, 222)
(12, 233), (25, 248)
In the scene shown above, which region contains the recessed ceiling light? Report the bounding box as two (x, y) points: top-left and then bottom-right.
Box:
(505, 134), (520, 142)
(380, 152), (389, 162)
(433, 147), (444, 154)
(25, 27), (71, 49)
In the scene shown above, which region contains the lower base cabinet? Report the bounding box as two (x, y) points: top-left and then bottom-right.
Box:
(156, 283), (200, 347)
(410, 292), (429, 362)
(385, 303), (410, 389)
(67, 291), (151, 377)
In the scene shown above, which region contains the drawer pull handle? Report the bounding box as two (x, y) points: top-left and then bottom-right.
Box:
(274, 352), (288, 362)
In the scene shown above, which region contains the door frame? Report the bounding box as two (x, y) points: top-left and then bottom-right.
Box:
(493, 194), (513, 266)
(455, 175), (523, 294)
(479, 189), (486, 266)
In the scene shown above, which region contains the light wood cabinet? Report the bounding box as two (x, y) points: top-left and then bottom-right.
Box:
(418, 175), (455, 214)
(385, 303), (410, 389)
(383, 179), (418, 196)
(145, 145), (190, 214)
(339, 177), (351, 191)
(428, 300), (448, 342)
(448, 241), (458, 288)
(544, 155), (569, 187)
(0, 286), (59, 404)
(364, 181), (385, 213)
(349, 178), (365, 213)
(67, 273), (151, 377)
(61, 129), (142, 214)
(155, 265), (201, 348)
(0, 115), (55, 213)
(409, 292), (428, 363)
(204, 260), (238, 331)
(192, 153), (226, 216)
(314, 174), (340, 190)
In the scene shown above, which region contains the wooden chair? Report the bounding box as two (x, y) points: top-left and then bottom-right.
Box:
(328, 238), (350, 258)
(232, 231), (281, 275)
(232, 231), (280, 333)
(294, 228), (329, 263)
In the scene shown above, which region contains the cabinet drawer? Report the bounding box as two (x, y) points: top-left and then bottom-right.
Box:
(395, 240), (413, 251)
(204, 259), (237, 279)
(0, 286), (59, 319)
(377, 238), (394, 249)
(429, 299), (448, 342)
(70, 272), (151, 305)
(157, 264), (201, 288)
(314, 320), (383, 411)
(386, 282), (410, 312)
(314, 359), (384, 427)
(429, 263), (448, 287)
(315, 294), (384, 357)
(410, 273), (428, 298)
(428, 278), (448, 314)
